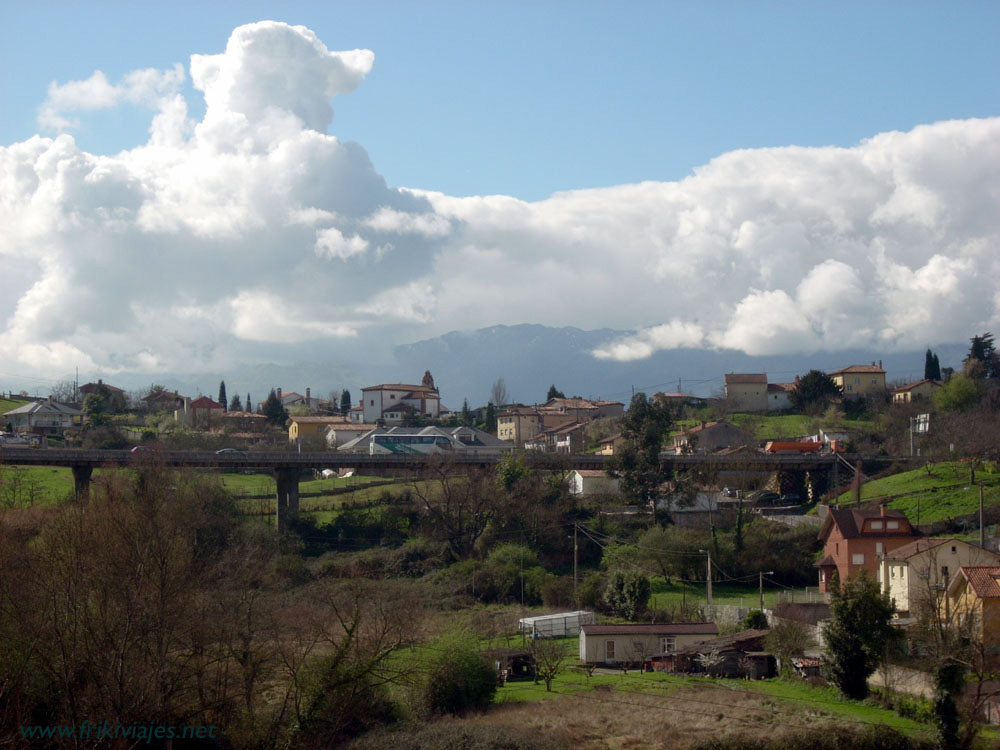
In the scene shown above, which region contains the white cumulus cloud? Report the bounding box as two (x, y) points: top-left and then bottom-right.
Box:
(2, 21), (999, 382)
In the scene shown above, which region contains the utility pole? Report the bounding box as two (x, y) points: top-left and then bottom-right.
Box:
(700, 549), (713, 610)
(759, 570), (774, 612)
(980, 484), (986, 547)
(573, 523), (579, 608)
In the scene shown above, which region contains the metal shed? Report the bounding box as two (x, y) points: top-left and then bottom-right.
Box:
(518, 610), (595, 638)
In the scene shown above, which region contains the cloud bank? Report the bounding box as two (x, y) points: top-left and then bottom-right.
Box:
(1, 20), (998, 379)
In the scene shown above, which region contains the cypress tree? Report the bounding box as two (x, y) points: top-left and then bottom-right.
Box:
(218, 381), (228, 412)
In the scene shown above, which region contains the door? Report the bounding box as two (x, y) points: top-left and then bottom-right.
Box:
(605, 640), (616, 664)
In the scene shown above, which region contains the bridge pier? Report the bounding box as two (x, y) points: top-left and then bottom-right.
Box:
(71, 465), (93, 501)
(274, 468), (300, 531)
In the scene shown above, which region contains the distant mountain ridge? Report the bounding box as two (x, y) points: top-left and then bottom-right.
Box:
(49, 325), (966, 411)
(393, 324), (967, 407)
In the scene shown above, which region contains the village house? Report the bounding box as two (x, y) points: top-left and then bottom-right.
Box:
(360, 371), (442, 424)
(325, 422), (379, 449)
(288, 415), (353, 443)
(178, 396), (225, 428)
(579, 623), (718, 667)
(815, 505), (917, 593)
(945, 567), (1000, 665)
(766, 382), (795, 410)
(540, 397), (624, 421)
(880, 538), (1000, 619)
(892, 379), (942, 404)
(724, 374), (769, 412)
(830, 362), (886, 399)
(4, 399), (84, 435)
(671, 420), (751, 454)
(596, 433), (625, 455)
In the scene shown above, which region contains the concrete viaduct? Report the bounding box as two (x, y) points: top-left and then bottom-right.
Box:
(0, 448), (887, 530)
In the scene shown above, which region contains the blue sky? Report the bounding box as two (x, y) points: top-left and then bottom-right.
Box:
(3, 1), (998, 200)
(0, 1), (998, 387)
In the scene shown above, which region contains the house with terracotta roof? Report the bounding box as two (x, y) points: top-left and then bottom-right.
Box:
(880, 538), (1000, 618)
(767, 382), (796, 410)
(830, 363), (886, 399)
(724, 374), (768, 412)
(671, 420), (752, 454)
(946, 567), (1000, 659)
(579, 623), (718, 666)
(360, 371), (441, 424)
(596, 432), (625, 456)
(181, 396), (225, 428)
(288, 415), (354, 443)
(816, 505), (917, 593)
(541, 397), (624, 421)
(524, 421), (586, 453)
(892, 379), (942, 404)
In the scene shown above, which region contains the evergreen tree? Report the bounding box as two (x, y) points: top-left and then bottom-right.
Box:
(218, 381), (227, 412)
(262, 389), (289, 426)
(229, 393), (243, 412)
(924, 349), (942, 381)
(789, 370), (841, 412)
(546, 384), (565, 401)
(247, 393), (252, 412)
(822, 571), (895, 700)
(484, 402), (497, 433)
(965, 333), (998, 379)
(606, 392), (673, 506)
(460, 398), (472, 426)
(340, 389), (351, 416)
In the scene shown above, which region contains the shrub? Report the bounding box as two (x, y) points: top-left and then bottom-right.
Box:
(420, 633), (497, 717)
(603, 570), (651, 620)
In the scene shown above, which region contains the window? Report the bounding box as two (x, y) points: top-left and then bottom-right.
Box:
(872, 378), (878, 385)
(876, 542), (884, 555)
(835, 542), (839, 555)
(855, 377), (861, 384)
(820, 570), (826, 583)
(942, 566), (949, 578)
(886, 520), (899, 530)
(661, 637), (676, 653)
(852, 553), (865, 565)
(952, 546), (957, 554)
(847, 385), (853, 392)
(390, 394), (396, 399)
(370, 400), (374, 406)
(891, 567), (896, 578)
(871, 521), (883, 530)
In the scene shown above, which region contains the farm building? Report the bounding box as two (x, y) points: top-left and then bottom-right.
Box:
(579, 623), (718, 667)
(519, 611), (595, 638)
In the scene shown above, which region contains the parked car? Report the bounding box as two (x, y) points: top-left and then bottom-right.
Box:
(748, 490), (781, 505)
(130, 445), (153, 453)
(215, 448), (246, 456)
(779, 492), (802, 504)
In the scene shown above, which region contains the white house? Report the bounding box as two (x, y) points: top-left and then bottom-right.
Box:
(579, 623), (718, 666)
(4, 400), (83, 434)
(360, 371), (441, 424)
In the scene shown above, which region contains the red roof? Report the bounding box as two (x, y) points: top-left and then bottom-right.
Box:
(830, 364), (885, 375)
(819, 506), (911, 542)
(955, 567), (1000, 599)
(189, 396), (223, 409)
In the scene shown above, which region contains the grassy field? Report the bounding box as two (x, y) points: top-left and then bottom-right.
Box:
(649, 578), (809, 612)
(833, 461), (1000, 525)
(474, 639), (941, 749)
(676, 412), (875, 441)
(0, 465), (79, 505)
(0, 397), (30, 416)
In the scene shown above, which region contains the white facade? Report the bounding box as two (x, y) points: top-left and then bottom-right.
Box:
(360, 384), (441, 424)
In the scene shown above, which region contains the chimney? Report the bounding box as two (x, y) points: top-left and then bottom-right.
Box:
(277, 388), (282, 400)
(880, 503), (887, 518)
(306, 387), (311, 406)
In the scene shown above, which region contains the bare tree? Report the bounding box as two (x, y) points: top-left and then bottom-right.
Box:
(408, 457), (503, 560)
(490, 377), (509, 409)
